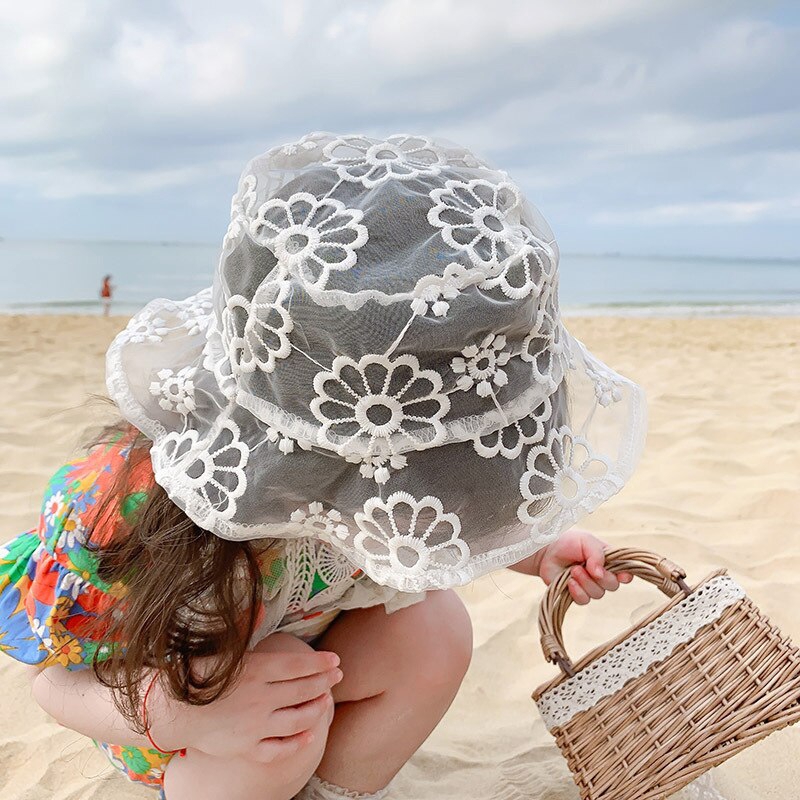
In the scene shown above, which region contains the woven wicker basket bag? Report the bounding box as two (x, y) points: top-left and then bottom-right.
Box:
(532, 548), (800, 800)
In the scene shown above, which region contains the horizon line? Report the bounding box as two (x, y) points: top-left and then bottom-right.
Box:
(0, 236), (798, 265)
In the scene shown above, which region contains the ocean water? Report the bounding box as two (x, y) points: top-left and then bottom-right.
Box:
(1, 238), (799, 317)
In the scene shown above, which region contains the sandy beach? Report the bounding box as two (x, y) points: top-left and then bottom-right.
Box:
(1, 313), (798, 800)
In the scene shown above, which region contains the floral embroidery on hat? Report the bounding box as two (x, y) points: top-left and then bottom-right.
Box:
(521, 293), (572, 392)
(473, 396), (552, 459)
(518, 427), (622, 541)
(223, 279), (294, 377)
(265, 425), (312, 455)
(322, 134), (447, 188)
(451, 333), (512, 397)
(224, 174), (258, 250)
(346, 452), (408, 484)
(120, 314), (170, 345)
(201, 329), (237, 399)
(410, 262), (484, 317)
(581, 350), (626, 407)
(310, 354), (450, 455)
(427, 178), (527, 270)
(148, 366), (198, 415)
(173, 291), (214, 336)
(479, 239), (557, 301)
(354, 492), (469, 577)
(290, 502), (350, 540)
(250, 192), (368, 289)
(158, 418), (249, 520)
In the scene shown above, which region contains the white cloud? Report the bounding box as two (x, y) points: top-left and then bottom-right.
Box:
(368, 0), (680, 68)
(282, 1), (306, 39)
(0, 152), (239, 199)
(592, 198), (800, 226)
(581, 112), (792, 157)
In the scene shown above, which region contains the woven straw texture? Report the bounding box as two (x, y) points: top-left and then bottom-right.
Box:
(533, 548), (800, 800)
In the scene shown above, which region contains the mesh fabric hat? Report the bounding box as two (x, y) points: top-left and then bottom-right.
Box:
(106, 132), (647, 593)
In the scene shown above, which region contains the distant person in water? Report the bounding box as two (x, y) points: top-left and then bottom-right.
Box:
(100, 275), (113, 317)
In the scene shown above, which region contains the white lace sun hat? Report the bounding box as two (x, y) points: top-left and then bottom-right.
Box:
(106, 131), (647, 593)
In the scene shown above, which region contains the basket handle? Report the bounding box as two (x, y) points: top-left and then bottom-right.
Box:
(538, 547), (691, 677)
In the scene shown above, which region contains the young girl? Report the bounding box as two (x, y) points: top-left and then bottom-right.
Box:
(0, 132), (645, 800)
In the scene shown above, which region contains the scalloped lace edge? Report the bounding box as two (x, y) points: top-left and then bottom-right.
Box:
(536, 575), (746, 731)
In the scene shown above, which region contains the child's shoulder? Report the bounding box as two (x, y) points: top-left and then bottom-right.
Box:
(38, 428), (154, 563)
(0, 428), (150, 669)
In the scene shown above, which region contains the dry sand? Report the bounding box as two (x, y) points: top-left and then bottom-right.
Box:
(0, 313), (798, 799)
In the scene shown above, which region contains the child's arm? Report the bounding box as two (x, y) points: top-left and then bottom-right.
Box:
(509, 529), (633, 604)
(31, 664), (159, 747)
(30, 648), (343, 759)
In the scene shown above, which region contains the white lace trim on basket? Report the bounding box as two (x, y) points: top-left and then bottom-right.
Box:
(536, 575), (746, 731)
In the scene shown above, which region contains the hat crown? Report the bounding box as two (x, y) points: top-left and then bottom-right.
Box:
(208, 132), (564, 458)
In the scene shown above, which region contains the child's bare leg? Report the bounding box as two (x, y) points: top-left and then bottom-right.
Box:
(313, 589), (473, 794)
(162, 633), (334, 800)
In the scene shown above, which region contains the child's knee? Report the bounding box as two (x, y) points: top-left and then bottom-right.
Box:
(428, 590), (473, 681)
(402, 590), (473, 690)
(251, 630), (315, 655)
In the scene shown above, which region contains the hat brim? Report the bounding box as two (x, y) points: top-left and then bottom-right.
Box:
(107, 288), (647, 593)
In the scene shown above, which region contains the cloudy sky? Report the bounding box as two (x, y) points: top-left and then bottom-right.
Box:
(2, 0), (799, 258)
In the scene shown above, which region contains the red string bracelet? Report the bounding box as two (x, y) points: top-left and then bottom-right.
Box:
(142, 669), (187, 758)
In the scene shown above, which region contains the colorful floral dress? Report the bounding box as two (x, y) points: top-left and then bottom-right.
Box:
(0, 430), (426, 795)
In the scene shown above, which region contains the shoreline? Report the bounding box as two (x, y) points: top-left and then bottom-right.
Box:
(2, 305), (800, 320)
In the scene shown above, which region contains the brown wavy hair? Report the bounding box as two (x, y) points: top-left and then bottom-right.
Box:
(80, 402), (275, 734)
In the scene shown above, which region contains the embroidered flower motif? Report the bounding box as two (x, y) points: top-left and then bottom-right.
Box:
(410, 262), (483, 317)
(451, 333), (512, 397)
(122, 314), (170, 344)
(281, 141), (318, 156)
(290, 502), (350, 540)
(354, 492), (469, 576)
(345, 453), (408, 484)
(250, 193), (368, 290)
(279, 133), (322, 157)
(43, 492), (66, 526)
(265, 425), (312, 455)
(479, 239), (557, 300)
(158, 419), (249, 520)
(224, 174), (257, 250)
(583, 356), (625, 407)
(310, 354), (450, 455)
(520, 293), (572, 393)
(202, 329), (236, 399)
(322, 134), (446, 188)
(427, 178), (530, 270)
(473, 396), (552, 459)
(172, 289), (214, 336)
(148, 366), (198, 415)
(410, 283), (458, 318)
(223, 280), (293, 376)
(518, 426), (622, 542)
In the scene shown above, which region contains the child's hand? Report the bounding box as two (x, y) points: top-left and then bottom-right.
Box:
(149, 648), (343, 761)
(534, 530), (633, 605)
